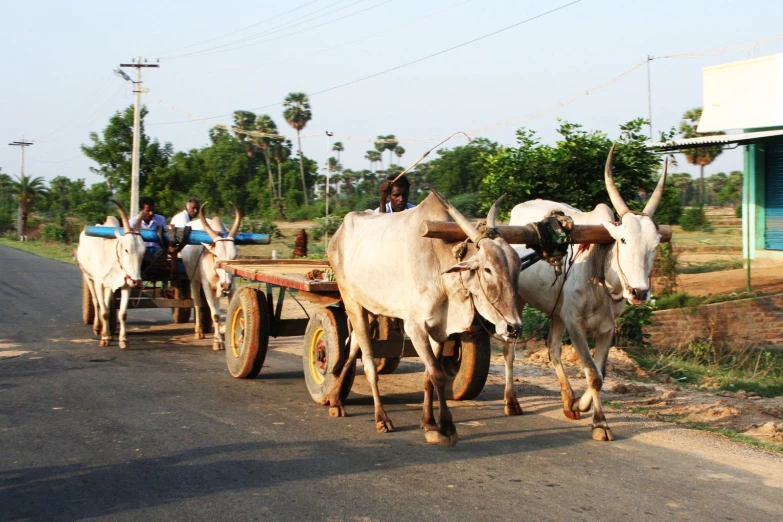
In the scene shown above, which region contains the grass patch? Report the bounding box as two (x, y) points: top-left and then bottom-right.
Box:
(0, 238), (75, 264)
(683, 422), (783, 454)
(677, 258), (744, 274)
(654, 291), (768, 310)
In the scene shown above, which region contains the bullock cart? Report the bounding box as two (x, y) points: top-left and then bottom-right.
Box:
(219, 219), (672, 406)
(81, 226), (269, 334)
(218, 259), (493, 404)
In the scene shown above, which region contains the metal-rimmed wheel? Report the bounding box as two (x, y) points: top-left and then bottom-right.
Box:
(443, 327), (491, 400)
(225, 287), (268, 379)
(303, 307), (356, 405)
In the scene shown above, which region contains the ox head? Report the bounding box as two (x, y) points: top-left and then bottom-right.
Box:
(602, 144), (667, 305)
(432, 189), (523, 340)
(110, 199), (144, 288)
(200, 202), (243, 296)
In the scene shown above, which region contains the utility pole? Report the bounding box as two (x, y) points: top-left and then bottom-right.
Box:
(8, 138), (33, 240)
(117, 57), (159, 214)
(325, 131), (333, 218)
(647, 55), (654, 140)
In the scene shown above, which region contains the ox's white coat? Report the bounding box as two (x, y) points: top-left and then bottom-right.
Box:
(327, 192), (522, 446)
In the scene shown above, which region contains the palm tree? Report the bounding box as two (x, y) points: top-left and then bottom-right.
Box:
(283, 92), (313, 206)
(272, 139), (292, 199)
(332, 141), (344, 164)
(383, 135), (399, 166)
(208, 125), (228, 144)
(393, 145), (405, 166)
(233, 110), (257, 155)
(365, 150), (381, 173)
(254, 114), (279, 204)
(680, 107), (724, 205)
(374, 137), (386, 170)
(12, 174), (47, 239)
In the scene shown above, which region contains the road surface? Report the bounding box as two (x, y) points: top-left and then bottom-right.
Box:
(1, 245), (782, 520)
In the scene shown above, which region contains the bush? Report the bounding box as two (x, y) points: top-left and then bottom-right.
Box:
(0, 207), (13, 232)
(652, 185), (683, 225)
(679, 204), (710, 231)
(615, 302), (654, 347)
(735, 205), (742, 218)
(243, 217), (282, 238)
(41, 224), (69, 243)
(449, 192), (482, 218)
(309, 215), (342, 241)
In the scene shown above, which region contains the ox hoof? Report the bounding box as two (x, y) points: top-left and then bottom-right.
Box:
(505, 401), (524, 416)
(99, 340), (109, 347)
(212, 342), (224, 352)
(591, 425), (615, 442)
(195, 332), (205, 340)
(424, 430), (440, 445)
(119, 341), (128, 350)
(93, 328), (101, 336)
(375, 418), (395, 433)
(564, 409), (581, 420)
(329, 406), (346, 418)
(438, 430), (459, 448)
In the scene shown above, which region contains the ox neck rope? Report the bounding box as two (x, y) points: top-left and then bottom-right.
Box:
(114, 234), (141, 286)
(198, 237), (235, 285)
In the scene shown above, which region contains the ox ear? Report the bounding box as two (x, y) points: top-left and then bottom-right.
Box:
(114, 228), (123, 239)
(601, 221), (624, 241)
(444, 259), (479, 274)
(201, 242), (213, 250)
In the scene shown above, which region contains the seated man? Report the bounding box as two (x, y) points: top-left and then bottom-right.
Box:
(129, 196), (167, 263)
(170, 197), (200, 228)
(375, 174), (416, 213)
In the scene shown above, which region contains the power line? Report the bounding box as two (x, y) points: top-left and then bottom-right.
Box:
(152, 0), (584, 125)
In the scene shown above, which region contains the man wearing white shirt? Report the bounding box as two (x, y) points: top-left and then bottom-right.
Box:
(128, 196), (167, 259)
(171, 197), (201, 228)
(374, 174), (415, 213)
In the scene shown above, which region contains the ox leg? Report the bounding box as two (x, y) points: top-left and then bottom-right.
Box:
(568, 327), (613, 441)
(548, 317), (580, 420)
(587, 329), (615, 441)
(326, 322), (362, 418)
(419, 338), (441, 438)
(87, 278), (102, 336)
(192, 279), (205, 340)
(341, 298), (394, 433)
(502, 340), (523, 416)
(200, 280), (224, 350)
(118, 288), (130, 349)
(407, 325), (457, 447)
(99, 286), (112, 347)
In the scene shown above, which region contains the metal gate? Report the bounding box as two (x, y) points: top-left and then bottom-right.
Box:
(764, 142), (783, 250)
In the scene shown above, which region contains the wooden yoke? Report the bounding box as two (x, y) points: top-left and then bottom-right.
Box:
(420, 221), (673, 245)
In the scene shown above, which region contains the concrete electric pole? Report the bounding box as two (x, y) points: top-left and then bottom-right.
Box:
(117, 57), (159, 214)
(8, 138), (33, 240)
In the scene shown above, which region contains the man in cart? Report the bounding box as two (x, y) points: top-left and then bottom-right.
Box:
(170, 197), (201, 228)
(129, 196), (168, 264)
(376, 174), (415, 213)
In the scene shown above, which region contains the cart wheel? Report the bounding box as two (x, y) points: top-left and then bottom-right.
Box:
(443, 327), (491, 400)
(82, 277), (95, 325)
(226, 287), (268, 379)
(199, 288), (213, 334)
(170, 285), (191, 324)
(373, 316), (402, 374)
(303, 307), (356, 405)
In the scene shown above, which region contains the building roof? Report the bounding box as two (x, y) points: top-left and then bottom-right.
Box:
(647, 129), (783, 152)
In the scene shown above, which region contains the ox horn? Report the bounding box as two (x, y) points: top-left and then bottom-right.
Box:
(429, 186), (481, 243)
(486, 193), (506, 229)
(199, 202), (221, 241)
(110, 199), (132, 233)
(604, 143), (632, 219)
(643, 157), (668, 218)
(228, 202), (243, 239)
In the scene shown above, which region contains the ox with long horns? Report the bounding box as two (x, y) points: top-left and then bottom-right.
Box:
(180, 202), (242, 350)
(76, 200), (145, 349)
(327, 189), (522, 447)
(505, 145), (668, 441)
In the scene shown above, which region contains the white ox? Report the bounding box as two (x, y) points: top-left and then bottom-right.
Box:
(76, 200), (145, 349)
(505, 146), (667, 441)
(179, 203), (242, 350)
(327, 191), (522, 447)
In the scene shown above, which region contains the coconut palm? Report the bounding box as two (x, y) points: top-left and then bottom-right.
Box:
(394, 145), (405, 165)
(383, 135), (399, 166)
(233, 110), (257, 155)
(272, 139), (292, 199)
(12, 174), (47, 239)
(254, 114), (279, 204)
(283, 92), (312, 206)
(332, 141), (344, 164)
(680, 107), (724, 204)
(365, 150), (382, 173)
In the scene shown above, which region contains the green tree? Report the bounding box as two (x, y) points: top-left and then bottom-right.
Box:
(680, 107), (724, 205)
(365, 150), (382, 173)
(394, 145), (405, 165)
(254, 114), (279, 204)
(373, 138), (386, 170)
(717, 170), (743, 207)
(271, 139), (293, 199)
(383, 135), (399, 165)
(11, 174), (47, 238)
(417, 138), (498, 197)
(332, 141), (344, 164)
(232, 110), (257, 145)
(81, 105), (173, 204)
(669, 172), (696, 207)
(283, 92), (313, 207)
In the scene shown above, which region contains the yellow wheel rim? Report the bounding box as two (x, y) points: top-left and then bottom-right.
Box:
(230, 306), (245, 359)
(309, 326), (327, 385)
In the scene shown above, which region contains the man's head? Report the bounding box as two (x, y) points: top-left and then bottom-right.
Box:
(387, 175), (410, 212)
(139, 196), (156, 224)
(185, 197), (201, 219)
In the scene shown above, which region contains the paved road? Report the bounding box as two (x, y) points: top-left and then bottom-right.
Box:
(1, 244), (782, 521)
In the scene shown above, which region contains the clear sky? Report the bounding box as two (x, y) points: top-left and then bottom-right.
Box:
(3, 0), (782, 190)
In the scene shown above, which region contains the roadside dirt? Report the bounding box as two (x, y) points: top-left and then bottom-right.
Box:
(677, 265), (783, 296)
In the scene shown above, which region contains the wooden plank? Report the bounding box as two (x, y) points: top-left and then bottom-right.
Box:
(420, 221), (672, 244)
(217, 259), (338, 292)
